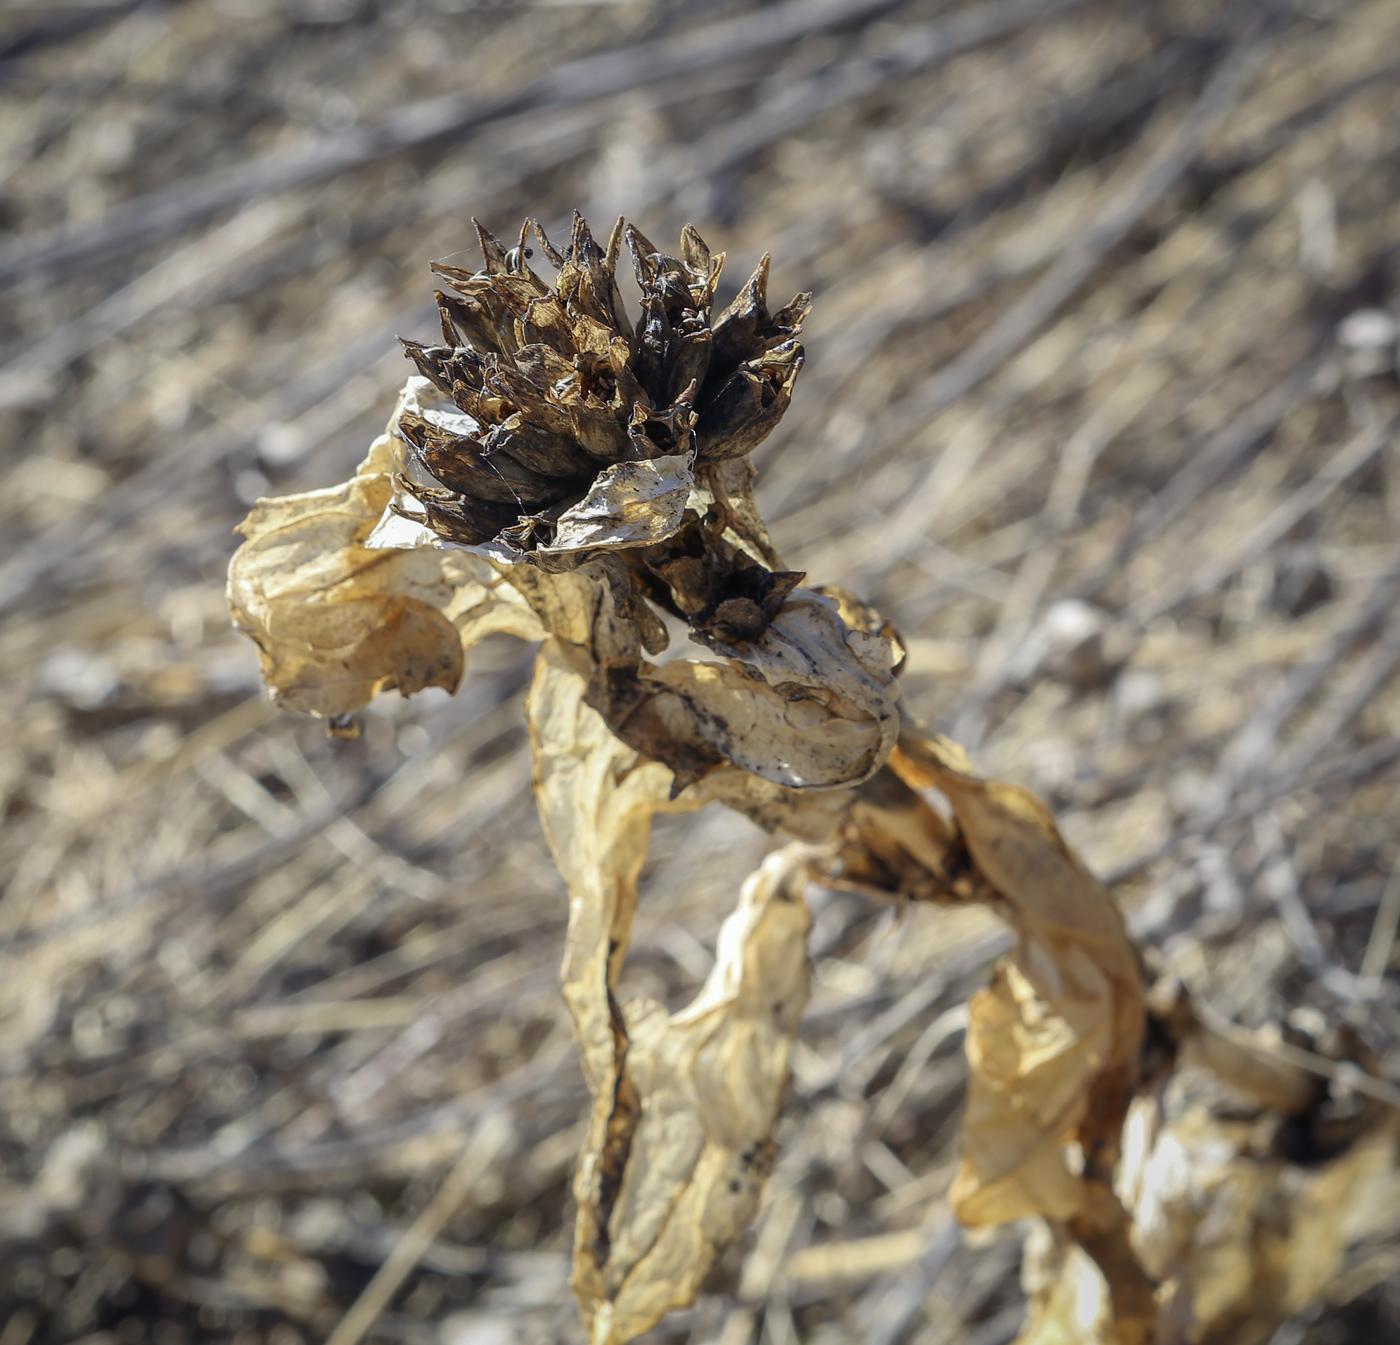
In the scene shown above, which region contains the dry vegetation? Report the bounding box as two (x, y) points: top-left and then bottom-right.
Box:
(3, 1), (1400, 1344)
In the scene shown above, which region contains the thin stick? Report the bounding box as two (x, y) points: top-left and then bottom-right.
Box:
(1275, 601), (1400, 784)
(0, 0), (910, 290)
(631, 0), (1095, 213)
(877, 17), (1276, 443)
(1109, 735), (1400, 891)
(1254, 812), (1369, 1004)
(1137, 416), (1397, 625)
(324, 1111), (513, 1345)
(1194, 1002), (1400, 1111)
(1192, 544), (1400, 818)
(1361, 865), (1400, 988)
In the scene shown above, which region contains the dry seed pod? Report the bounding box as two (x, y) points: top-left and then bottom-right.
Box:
(396, 213), (810, 559)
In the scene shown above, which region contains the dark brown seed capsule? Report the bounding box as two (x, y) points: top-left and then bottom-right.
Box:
(396, 213), (806, 557)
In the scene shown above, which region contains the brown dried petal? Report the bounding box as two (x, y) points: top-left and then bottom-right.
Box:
(398, 337), (454, 395)
(565, 399), (633, 464)
(398, 484), (522, 547)
(626, 392), (696, 462)
(435, 288), (517, 358)
(632, 294), (672, 401)
(471, 217), (512, 276)
(399, 411), (578, 506)
(663, 325), (712, 409)
(706, 252), (810, 388)
(518, 292), (576, 356)
(513, 341), (577, 389)
(695, 340), (804, 462)
(491, 413), (608, 479)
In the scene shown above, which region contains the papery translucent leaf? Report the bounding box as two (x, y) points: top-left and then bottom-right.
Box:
(228, 383), (544, 718)
(598, 589), (901, 792)
(540, 454), (695, 555)
(891, 730), (1152, 1342)
(582, 849), (811, 1345)
(518, 557), (900, 792)
(527, 644), (823, 1345)
(1116, 1099), (1400, 1345)
(682, 589), (900, 787)
(1015, 1225), (1124, 1345)
(894, 732), (1144, 1224)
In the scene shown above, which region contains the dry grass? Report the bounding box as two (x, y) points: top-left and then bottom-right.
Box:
(2, 0), (1400, 1342)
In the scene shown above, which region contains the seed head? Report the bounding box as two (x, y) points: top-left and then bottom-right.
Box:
(395, 213), (808, 557)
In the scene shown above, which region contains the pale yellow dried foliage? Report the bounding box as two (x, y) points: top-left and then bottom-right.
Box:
(543, 455), (696, 556)
(897, 733), (1143, 1229)
(886, 731), (1153, 1344)
(1019, 1104), (1400, 1345)
(644, 593), (900, 789)
(227, 383), (544, 718)
(530, 643), (817, 1344)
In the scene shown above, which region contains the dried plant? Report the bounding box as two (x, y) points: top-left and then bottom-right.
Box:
(229, 217), (1400, 1345)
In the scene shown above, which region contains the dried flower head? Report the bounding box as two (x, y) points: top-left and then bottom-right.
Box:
(393, 213), (808, 560)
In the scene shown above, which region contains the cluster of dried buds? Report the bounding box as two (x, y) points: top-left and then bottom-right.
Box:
(396, 214), (806, 562)
(228, 217), (1398, 1345)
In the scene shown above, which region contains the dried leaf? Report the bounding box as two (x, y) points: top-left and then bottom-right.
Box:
(693, 456), (784, 571)
(893, 730), (1152, 1342)
(1016, 1225), (1124, 1345)
(1018, 1103), (1400, 1345)
(527, 643), (821, 1345)
(895, 732), (1143, 1220)
(642, 590), (900, 789)
(515, 552), (900, 792)
(581, 850), (811, 1344)
(540, 453), (695, 555)
(228, 382), (544, 718)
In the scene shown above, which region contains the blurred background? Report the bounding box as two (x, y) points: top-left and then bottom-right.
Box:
(2, 0), (1400, 1342)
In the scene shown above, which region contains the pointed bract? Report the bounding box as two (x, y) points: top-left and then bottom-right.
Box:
(396, 215), (807, 562)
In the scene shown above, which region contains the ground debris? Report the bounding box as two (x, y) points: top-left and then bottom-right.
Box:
(5, 2), (1400, 1343)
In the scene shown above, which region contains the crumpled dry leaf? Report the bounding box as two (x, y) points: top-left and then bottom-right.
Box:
(639, 589), (900, 790)
(893, 732), (1144, 1221)
(530, 561), (901, 792)
(1016, 1223), (1127, 1345)
(1019, 1101), (1400, 1345)
(527, 642), (821, 1345)
(891, 730), (1152, 1342)
(228, 381), (545, 718)
(583, 851), (811, 1345)
(540, 454), (695, 555)
(848, 729), (1400, 1345)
